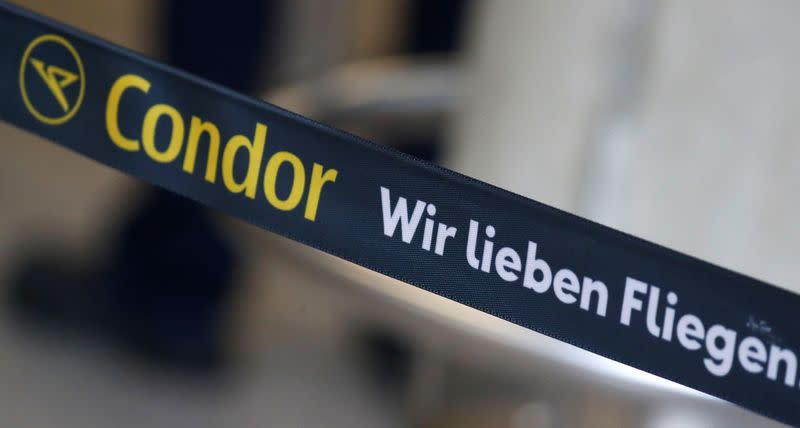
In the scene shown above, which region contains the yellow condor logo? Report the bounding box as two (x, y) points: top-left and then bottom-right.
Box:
(19, 34), (85, 125)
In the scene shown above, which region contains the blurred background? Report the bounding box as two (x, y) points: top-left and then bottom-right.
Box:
(1, 1), (797, 427)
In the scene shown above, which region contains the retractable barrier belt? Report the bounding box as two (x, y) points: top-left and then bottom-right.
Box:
(1, 2), (798, 425)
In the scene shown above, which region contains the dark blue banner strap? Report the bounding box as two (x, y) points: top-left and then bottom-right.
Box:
(1, 2), (797, 425)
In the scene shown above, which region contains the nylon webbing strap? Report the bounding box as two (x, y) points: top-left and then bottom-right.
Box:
(1, 2), (798, 425)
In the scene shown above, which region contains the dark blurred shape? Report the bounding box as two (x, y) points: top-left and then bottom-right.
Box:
(396, 0), (468, 164)
(359, 328), (414, 391)
(167, 0), (269, 93)
(8, 251), (100, 331)
(408, 0), (469, 54)
(389, 135), (442, 163)
(108, 191), (235, 369)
